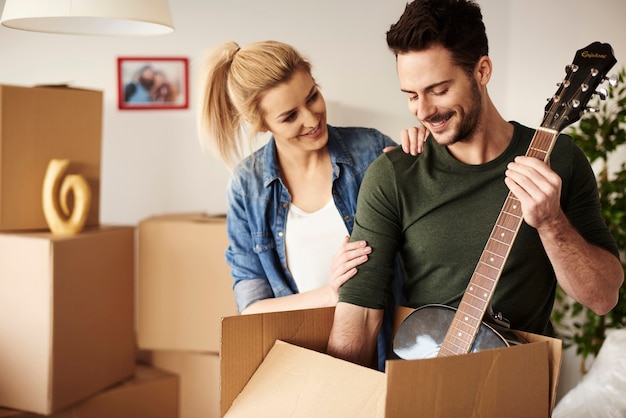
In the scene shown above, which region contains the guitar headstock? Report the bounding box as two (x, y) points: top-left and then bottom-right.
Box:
(542, 42), (617, 132)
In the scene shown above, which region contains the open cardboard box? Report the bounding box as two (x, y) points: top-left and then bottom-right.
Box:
(220, 307), (562, 417)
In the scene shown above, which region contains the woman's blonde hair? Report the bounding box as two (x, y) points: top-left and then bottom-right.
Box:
(197, 40), (313, 168)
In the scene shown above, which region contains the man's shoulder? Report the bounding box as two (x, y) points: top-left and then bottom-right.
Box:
(363, 146), (418, 180)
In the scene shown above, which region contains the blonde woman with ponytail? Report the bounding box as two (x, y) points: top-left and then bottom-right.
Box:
(198, 40), (425, 369)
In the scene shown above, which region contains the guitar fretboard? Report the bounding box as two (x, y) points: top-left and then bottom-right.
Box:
(438, 128), (558, 357)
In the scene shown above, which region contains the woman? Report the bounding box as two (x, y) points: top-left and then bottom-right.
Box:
(197, 41), (425, 366)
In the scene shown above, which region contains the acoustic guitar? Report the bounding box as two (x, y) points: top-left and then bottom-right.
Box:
(393, 41), (617, 360)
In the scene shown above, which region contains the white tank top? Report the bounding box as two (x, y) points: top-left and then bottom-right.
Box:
(285, 199), (349, 293)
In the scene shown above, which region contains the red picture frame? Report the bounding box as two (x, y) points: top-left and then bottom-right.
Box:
(117, 57), (189, 110)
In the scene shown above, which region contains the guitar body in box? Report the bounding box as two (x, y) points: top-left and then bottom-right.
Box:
(393, 304), (525, 360)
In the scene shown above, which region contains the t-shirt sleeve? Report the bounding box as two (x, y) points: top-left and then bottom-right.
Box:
(562, 138), (620, 258)
(338, 152), (403, 309)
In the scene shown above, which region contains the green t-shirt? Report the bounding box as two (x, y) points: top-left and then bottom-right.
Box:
(339, 121), (619, 335)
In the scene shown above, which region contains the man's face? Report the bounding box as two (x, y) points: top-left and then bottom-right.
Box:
(139, 68), (155, 90)
(397, 45), (482, 146)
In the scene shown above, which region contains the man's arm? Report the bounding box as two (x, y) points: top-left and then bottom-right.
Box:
(327, 302), (384, 367)
(537, 215), (623, 315)
(505, 155), (623, 315)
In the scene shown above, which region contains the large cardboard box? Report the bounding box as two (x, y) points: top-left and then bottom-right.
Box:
(139, 350), (220, 418)
(0, 84), (102, 231)
(137, 213), (238, 353)
(220, 307), (562, 418)
(0, 365), (179, 418)
(0, 226), (136, 414)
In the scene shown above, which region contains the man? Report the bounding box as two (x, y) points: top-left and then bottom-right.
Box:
(327, 0), (623, 367)
(124, 65), (155, 103)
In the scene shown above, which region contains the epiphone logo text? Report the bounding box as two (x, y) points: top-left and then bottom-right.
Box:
(582, 51), (608, 59)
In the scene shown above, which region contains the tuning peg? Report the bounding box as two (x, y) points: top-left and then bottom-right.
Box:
(594, 87), (608, 101)
(604, 74), (618, 87)
(556, 80), (571, 88)
(585, 107), (600, 114)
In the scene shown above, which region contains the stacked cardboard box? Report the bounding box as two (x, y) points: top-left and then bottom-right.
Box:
(0, 365), (178, 418)
(136, 213), (239, 418)
(0, 84), (178, 416)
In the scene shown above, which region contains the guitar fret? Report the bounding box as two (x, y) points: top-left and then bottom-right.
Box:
(447, 326), (476, 348)
(468, 273), (496, 291)
(480, 250), (505, 269)
(503, 195), (522, 211)
(484, 240), (510, 259)
(466, 277), (493, 295)
(530, 129), (557, 161)
(449, 320), (478, 337)
(439, 343), (462, 357)
(461, 292), (488, 309)
(492, 223), (516, 238)
(442, 331), (473, 353)
(459, 298), (483, 318)
(458, 300), (485, 317)
(527, 147), (548, 160)
(475, 263), (498, 281)
(452, 308), (482, 324)
(495, 211), (522, 231)
(493, 223), (516, 235)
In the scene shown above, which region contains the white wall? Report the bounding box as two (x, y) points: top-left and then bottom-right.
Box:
(1, 0), (625, 403)
(0, 0), (624, 224)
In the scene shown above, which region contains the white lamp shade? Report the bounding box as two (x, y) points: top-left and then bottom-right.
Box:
(0, 0), (174, 36)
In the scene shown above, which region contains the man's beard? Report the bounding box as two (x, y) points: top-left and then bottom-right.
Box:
(454, 80), (482, 144)
(428, 80), (482, 146)
(139, 76), (155, 90)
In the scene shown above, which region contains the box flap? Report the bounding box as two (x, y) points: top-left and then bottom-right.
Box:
(220, 307), (335, 416)
(516, 330), (563, 412)
(224, 341), (385, 418)
(385, 342), (550, 417)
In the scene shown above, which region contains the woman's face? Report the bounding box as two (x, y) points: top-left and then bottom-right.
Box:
(259, 69), (328, 153)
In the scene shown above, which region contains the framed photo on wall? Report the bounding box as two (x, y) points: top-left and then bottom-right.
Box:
(117, 57), (189, 110)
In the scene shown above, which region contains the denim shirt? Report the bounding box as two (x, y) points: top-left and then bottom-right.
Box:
(225, 125), (397, 312)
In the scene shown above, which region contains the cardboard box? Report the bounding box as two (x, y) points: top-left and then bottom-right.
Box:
(137, 213), (238, 353)
(220, 307), (562, 418)
(0, 365), (179, 418)
(0, 84), (102, 231)
(139, 350), (220, 418)
(0, 226), (136, 414)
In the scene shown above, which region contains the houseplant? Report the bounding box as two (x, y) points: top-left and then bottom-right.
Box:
(551, 66), (626, 373)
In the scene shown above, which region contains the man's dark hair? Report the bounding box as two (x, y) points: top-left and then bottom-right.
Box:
(386, 0), (489, 75)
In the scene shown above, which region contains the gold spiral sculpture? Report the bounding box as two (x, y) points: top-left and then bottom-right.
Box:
(42, 159), (92, 236)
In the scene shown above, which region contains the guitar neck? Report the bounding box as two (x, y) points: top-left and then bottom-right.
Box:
(438, 128), (558, 357)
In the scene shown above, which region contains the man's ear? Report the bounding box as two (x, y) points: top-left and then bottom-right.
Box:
(474, 56), (492, 86)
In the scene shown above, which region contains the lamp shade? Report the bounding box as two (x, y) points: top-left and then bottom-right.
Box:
(0, 0), (174, 36)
